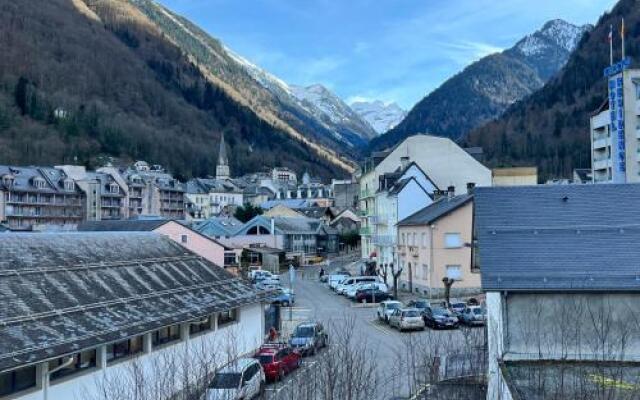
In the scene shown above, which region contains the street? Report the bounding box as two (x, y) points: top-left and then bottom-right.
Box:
(261, 259), (484, 400)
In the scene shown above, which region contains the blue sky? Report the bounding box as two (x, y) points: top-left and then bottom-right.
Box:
(157, 0), (615, 109)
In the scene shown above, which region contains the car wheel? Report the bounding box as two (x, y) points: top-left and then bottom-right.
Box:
(278, 368), (285, 381)
(282, 301), (289, 307)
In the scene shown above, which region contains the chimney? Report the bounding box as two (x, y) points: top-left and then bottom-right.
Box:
(447, 185), (455, 199)
(400, 156), (410, 170)
(466, 182), (476, 194)
(433, 189), (444, 201)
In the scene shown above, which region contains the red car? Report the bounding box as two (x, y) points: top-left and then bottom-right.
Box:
(254, 343), (302, 381)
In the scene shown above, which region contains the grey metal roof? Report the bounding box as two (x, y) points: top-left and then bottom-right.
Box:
(195, 216), (244, 237)
(78, 219), (169, 232)
(0, 232), (266, 373)
(398, 194), (472, 226)
(475, 184), (640, 292)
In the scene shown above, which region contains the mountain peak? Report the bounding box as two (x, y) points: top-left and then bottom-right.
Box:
(350, 100), (407, 135)
(515, 19), (591, 56)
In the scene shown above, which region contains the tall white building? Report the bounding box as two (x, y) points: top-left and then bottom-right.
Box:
(590, 61), (640, 183)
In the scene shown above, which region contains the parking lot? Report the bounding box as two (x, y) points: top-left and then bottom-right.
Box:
(255, 262), (487, 400)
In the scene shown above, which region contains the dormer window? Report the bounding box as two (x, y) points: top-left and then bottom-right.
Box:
(109, 183), (120, 194)
(33, 177), (46, 189)
(2, 175), (14, 188)
(64, 179), (75, 191)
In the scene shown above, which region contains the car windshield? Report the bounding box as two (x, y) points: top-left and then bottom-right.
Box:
(258, 355), (274, 364)
(387, 303), (400, 310)
(451, 303), (465, 309)
(294, 326), (314, 337)
(473, 308), (483, 315)
(403, 310), (420, 317)
(210, 373), (241, 389)
(414, 301), (428, 308)
(433, 308), (450, 316)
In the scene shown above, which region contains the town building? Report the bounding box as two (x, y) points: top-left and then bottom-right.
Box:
(119, 162), (185, 219)
(396, 185), (480, 297)
(0, 166), (84, 230)
(184, 178), (243, 220)
(194, 215), (244, 240)
(475, 184), (640, 400)
(77, 219), (236, 269)
(590, 63), (640, 183)
(263, 204), (305, 218)
(572, 168), (593, 184)
(358, 135), (491, 263)
(0, 232), (269, 400)
(491, 167), (538, 186)
(329, 208), (360, 234)
(331, 178), (359, 209)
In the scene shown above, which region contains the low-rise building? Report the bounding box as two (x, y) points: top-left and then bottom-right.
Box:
(329, 208), (360, 234)
(0, 232), (269, 400)
(396, 186), (479, 297)
(331, 178), (359, 209)
(491, 167), (538, 186)
(476, 184), (640, 400)
(185, 178), (243, 220)
(0, 166), (84, 230)
(120, 162), (185, 219)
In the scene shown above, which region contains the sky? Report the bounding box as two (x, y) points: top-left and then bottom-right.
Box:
(157, 0), (616, 110)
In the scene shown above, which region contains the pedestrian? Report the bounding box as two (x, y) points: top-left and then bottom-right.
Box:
(268, 327), (278, 342)
(319, 267), (325, 280)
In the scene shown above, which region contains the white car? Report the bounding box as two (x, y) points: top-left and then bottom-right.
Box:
(328, 274), (349, 290)
(377, 300), (402, 323)
(336, 276), (380, 295)
(205, 358), (265, 400)
(388, 308), (425, 332)
(345, 282), (388, 299)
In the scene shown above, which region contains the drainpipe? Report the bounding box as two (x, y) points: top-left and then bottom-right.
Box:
(44, 356), (75, 400)
(429, 224), (435, 300)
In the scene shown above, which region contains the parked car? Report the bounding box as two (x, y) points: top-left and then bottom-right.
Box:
(328, 274), (350, 290)
(346, 282), (388, 299)
(460, 306), (486, 326)
(406, 299), (431, 314)
(336, 276), (380, 295)
(377, 300), (403, 323)
(388, 308), (426, 332)
(255, 280), (281, 291)
(205, 358), (265, 400)
(252, 270), (278, 283)
(272, 288), (295, 307)
(289, 322), (328, 356)
(254, 343), (301, 382)
(449, 300), (467, 318)
(355, 288), (392, 303)
(423, 307), (459, 329)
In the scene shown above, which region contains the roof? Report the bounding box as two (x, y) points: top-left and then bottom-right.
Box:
(237, 216), (329, 235)
(0, 165), (79, 194)
(195, 216), (243, 237)
(260, 199), (310, 210)
(492, 167), (538, 177)
(398, 194), (472, 226)
(0, 232), (266, 373)
(475, 184), (640, 292)
(297, 207), (334, 219)
(78, 219), (168, 232)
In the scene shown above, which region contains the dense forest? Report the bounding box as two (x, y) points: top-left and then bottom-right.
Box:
(0, 0), (348, 180)
(465, 0), (640, 181)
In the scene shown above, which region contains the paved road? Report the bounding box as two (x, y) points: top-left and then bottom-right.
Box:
(262, 261), (483, 400)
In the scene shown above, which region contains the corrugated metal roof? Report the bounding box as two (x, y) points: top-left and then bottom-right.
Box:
(78, 219), (169, 232)
(0, 232), (266, 373)
(475, 184), (640, 292)
(398, 194), (472, 226)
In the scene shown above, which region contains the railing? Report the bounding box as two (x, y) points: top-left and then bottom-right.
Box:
(359, 226), (372, 236)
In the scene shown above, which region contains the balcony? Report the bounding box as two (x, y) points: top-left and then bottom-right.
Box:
(370, 215), (385, 225)
(359, 226), (372, 236)
(372, 235), (394, 246)
(360, 190), (374, 199)
(593, 137), (610, 149)
(593, 157), (612, 171)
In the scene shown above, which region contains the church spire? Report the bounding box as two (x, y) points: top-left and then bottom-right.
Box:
(216, 132), (230, 180)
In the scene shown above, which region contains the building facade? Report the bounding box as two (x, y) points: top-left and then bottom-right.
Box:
(590, 64), (640, 183)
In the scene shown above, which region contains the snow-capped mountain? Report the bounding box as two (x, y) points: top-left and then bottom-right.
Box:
(350, 101), (407, 135)
(371, 19), (591, 150)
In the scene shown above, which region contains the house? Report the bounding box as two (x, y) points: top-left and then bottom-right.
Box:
(475, 184), (640, 400)
(396, 185), (480, 297)
(297, 206), (335, 223)
(78, 219), (235, 269)
(0, 232), (269, 400)
(491, 167), (538, 186)
(331, 178), (359, 209)
(359, 134), (491, 263)
(194, 215), (244, 240)
(329, 208), (360, 234)
(184, 178), (243, 220)
(0, 166), (84, 230)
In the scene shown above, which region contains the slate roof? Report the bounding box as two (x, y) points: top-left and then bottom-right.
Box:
(475, 184), (640, 292)
(260, 199), (310, 210)
(398, 194), (472, 226)
(78, 219), (168, 232)
(236, 216), (328, 235)
(195, 216), (244, 237)
(0, 232), (266, 373)
(187, 178), (241, 194)
(0, 165), (79, 194)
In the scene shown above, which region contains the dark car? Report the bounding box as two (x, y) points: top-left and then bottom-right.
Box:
(423, 307), (459, 329)
(254, 343), (301, 382)
(289, 322), (328, 356)
(406, 299), (431, 314)
(355, 288), (392, 303)
(449, 301), (467, 318)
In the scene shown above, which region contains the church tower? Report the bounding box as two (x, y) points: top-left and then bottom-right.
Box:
(216, 132), (230, 180)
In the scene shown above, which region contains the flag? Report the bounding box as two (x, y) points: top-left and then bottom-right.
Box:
(609, 24), (613, 43)
(609, 24), (614, 65)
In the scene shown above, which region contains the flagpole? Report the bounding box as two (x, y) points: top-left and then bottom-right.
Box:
(621, 18), (625, 60)
(609, 24), (614, 66)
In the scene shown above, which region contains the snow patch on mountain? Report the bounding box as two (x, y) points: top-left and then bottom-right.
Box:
(350, 101), (407, 135)
(516, 19), (591, 56)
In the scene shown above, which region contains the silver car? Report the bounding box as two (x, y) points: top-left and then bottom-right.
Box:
(388, 308), (425, 332)
(460, 305), (486, 326)
(205, 358), (265, 400)
(377, 300), (402, 323)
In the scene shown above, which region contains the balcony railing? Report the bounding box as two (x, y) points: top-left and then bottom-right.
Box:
(359, 226), (372, 236)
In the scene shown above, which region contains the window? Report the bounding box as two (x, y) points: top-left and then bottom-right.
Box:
(412, 233), (417, 246)
(106, 336), (144, 363)
(446, 265), (462, 281)
(421, 233), (427, 247)
(401, 233), (405, 245)
(190, 316), (213, 336)
(224, 252), (237, 266)
(0, 365), (36, 396)
(110, 183), (119, 194)
(218, 309), (238, 327)
(152, 325), (181, 347)
(444, 233), (462, 248)
(64, 180), (75, 191)
(635, 82), (640, 100)
(422, 264), (428, 278)
(49, 349), (97, 381)
(181, 234), (188, 244)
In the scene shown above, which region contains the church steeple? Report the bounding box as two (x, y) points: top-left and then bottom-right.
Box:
(216, 131), (230, 180)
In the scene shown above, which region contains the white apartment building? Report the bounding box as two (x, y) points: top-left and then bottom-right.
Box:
(590, 63), (640, 183)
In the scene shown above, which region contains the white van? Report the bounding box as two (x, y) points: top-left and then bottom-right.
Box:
(336, 276), (380, 295)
